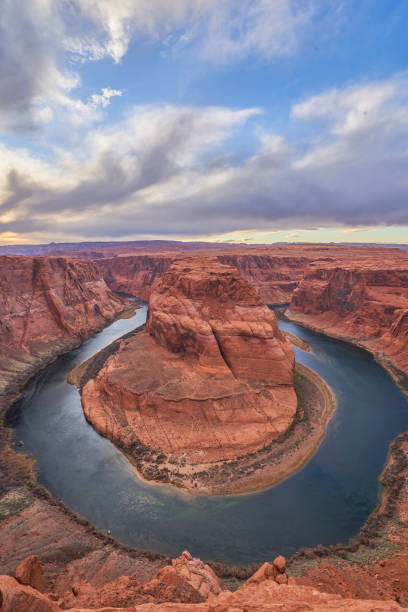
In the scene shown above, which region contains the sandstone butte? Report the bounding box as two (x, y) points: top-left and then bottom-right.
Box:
(287, 256), (408, 393)
(80, 258), (297, 475)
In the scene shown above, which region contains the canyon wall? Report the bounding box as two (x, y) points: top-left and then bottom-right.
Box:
(94, 244), (403, 305)
(94, 249), (319, 303)
(288, 257), (408, 391)
(218, 252), (313, 303)
(80, 258), (297, 482)
(0, 255), (125, 404)
(96, 254), (174, 301)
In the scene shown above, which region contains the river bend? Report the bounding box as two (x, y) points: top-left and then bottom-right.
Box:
(8, 305), (408, 564)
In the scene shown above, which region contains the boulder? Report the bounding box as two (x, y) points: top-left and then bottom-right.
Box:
(14, 555), (45, 593)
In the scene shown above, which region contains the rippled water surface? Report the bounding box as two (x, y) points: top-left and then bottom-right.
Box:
(9, 306), (408, 564)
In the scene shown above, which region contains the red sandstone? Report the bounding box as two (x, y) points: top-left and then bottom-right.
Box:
(90, 243), (404, 303)
(0, 552), (406, 611)
(288, 256), (408, 392)
(1, 243), (408, 610)
(0, 255), (125, 404)
(14, 555), (45, 593)
(81, 258), (297, 470)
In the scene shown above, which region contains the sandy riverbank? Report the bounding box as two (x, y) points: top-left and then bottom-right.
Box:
(147, 361), (336, 495)
(283, 330), (311, 352)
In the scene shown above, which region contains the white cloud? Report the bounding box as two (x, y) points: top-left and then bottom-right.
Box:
(89, 88), (123, 108)
(1, 1), (408, 245)
(68, 0), (318, 64)
(0, 103), (261, 233)
(2, 73), (408, 241)
(0, 0), (124, 132)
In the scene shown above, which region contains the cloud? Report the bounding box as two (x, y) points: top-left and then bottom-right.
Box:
(0, 104), (260, 231)
(0, 1), (125, 132)
(69, 0), (319, 64)
(1, 72), (408, 241)
(170, 0), (317, 65)
(0, 0), (328, 133)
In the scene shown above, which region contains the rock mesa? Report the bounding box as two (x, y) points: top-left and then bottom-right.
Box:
(81, 258), (297, 475)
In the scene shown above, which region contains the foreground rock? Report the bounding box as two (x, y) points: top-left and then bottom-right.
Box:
(80, 258), (298, 491)
(57, 550), (222, 609)
(0, 552), (406, 611)
(288, 257), (408, 393)
(14, 555), (45, 592)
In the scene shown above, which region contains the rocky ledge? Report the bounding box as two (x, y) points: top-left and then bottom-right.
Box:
(0, 551), (404, 611)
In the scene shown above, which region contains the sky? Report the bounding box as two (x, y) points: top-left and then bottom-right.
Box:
(1, 0), (408, 245)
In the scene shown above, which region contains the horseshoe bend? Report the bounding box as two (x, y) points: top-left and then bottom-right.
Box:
(74, 257), (333, 493)
(1, 243), (408, 612)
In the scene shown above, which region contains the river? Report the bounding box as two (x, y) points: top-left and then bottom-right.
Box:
(8, 305), (408, 565)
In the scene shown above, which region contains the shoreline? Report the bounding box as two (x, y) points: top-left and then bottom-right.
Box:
(282, 330), (311, 352)
(285, 309), (408, 398)
(83, 360), (336, 496)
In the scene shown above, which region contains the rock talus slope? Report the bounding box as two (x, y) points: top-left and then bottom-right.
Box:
(81, 258), (297, 470)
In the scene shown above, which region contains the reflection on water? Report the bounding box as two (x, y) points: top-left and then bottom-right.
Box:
(8, 307), (408, 564)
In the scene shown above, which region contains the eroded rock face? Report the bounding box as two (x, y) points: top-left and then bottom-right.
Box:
(14, 555), (45, 593)
(81, 258), (297, 471)
(146, 259), (295, 385)
(94, 244), (401, 304)
(288, 258), (408, 392)
(0, 564), (406, 611)
(0, 575), (59, 612)
(144, 550), (223, 603)
(96, 254), (174, 301)
(0, 255), (125, 403)
(56, 551), (221, 609)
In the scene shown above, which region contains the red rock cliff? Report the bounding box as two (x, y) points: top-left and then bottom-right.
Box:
(0, 255), (125, 402)
(95, 254), (174, 301)
(94, 244), (401, 305)
(146, 258), (295, 384)
(81, 258), (297, 472)
(288, 257), (408, 391)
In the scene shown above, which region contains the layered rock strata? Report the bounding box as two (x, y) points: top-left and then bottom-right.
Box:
(94, 244), (404, 304)
(96, 254), (174, 301)
(0, 255), (125, 404)
(0, 255), (129, 518)
(80, 258), (298, 490)
(288, 258), (408, 392)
